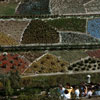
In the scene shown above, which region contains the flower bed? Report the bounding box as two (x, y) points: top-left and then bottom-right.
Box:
(88, 18), (100, 39)
(16, 0), (50, 15)
(0, 20), (29, 43)
(50, 0), (86, 15)
(24, 53), (69, 74)
(19, 51), (45, 62)
(0, 32), (18, 45)
(45, 18), (86, 32)
(68, 57), (100, 72)
(60, 32), (100, 44)
(0, 52), (29, 74)
(21, 20), (59, 44)
(0, 2), (17, 16)
(84, 0), (100, 13)
(86, 49), (100, 59)
(49, 50), (88, 63)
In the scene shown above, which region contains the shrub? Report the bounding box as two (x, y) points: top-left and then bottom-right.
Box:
(68, 67), (73, 71)
(68, 57), (100, 72)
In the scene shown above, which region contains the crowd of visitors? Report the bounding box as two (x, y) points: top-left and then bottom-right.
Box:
(58, 82), (100, 100)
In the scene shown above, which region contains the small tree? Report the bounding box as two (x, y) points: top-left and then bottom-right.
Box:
(5, 79), (13, 96)
(8, 70), (21, 89)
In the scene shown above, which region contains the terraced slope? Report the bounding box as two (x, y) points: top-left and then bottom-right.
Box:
(16, 0), (50, 15)
(0, 33), (18, 45)
(0, 20), (29, 43)
(49, 50), (88, 63)
(45, 18), (86, 33)
(50, 0), (86, 15)
(24, 53), (69, 74)
(60, 32), (100, 44)
(0, 52), (29, 74)
(21, 20), (59, 44)
(68, 57), (100, 72)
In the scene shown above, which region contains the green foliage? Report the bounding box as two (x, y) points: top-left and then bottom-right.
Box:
(48, 88), (61, 100)
(5, 79), (13, 96)
(8, 71), (21, 88)
(0, 3), (17, 16)
(22, 73), (100, 89)
(45, 18), (86, 32)
(0, 71), (21, 96)
(21, 20), (59, 44)
(18, 93), (43, 100)
(18, 93), (32, 100)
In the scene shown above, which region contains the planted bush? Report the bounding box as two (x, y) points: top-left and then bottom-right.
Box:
(68, 57), (100, 72)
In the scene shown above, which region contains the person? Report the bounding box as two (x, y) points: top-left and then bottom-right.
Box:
(94, 83), (100, 96)
(75, 86), (80, 99)
(58, 84), (65, 97)
(80, 82), (87, 97)
(86, 88), (93, 98)
(63, 90), (71, 100)
(65, 83), (73, 98)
